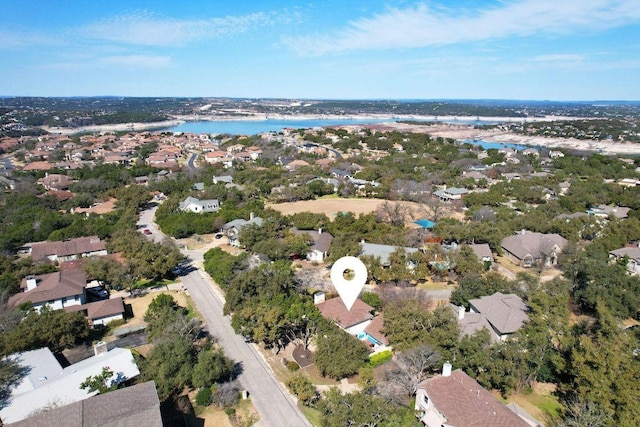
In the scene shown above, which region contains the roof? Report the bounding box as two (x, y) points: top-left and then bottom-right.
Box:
(292, 229), (334, 252)
(86, 297), (125, 320)
(364, 314), (389, 345)
(223, 216), (263, 231)
(501, 231), (568, 261)
(468, 243), (493, 262)
(1, 347), (140, 424)
(360, 242), (419, 266)
(6, 381), (162, 427)
(417, 369), (529, 427)
(30, 236), (106, 261)
(10, 270), (86, 307)
(414, 219), (436, 229)
(610, 246), (640, 261)
(316, 297), (373, 329)
(468, 292), (528, 336)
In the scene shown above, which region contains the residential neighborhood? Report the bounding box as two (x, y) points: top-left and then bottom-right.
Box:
(1, 99), (640, 427)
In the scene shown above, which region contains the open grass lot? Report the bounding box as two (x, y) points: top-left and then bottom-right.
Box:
(497, 383), (562, 425)
(267, 197), (464, 224)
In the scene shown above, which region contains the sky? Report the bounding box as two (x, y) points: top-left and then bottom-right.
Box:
(1, 0), (639, 100)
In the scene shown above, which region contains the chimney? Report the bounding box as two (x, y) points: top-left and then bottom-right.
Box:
(26, 275), (38, 291)
(442, 361), (452, 377)
(93, 341), (108, 356)
(458, 305), (465, 320)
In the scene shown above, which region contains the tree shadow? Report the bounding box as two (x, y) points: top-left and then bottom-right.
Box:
(0, 361), (30, 410)
(232, 361), (244, 380)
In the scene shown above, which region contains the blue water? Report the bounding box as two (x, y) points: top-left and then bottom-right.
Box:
(163, 118), (390, 135)
(461, 139), (533, 151)
(357, 332), (381, 345)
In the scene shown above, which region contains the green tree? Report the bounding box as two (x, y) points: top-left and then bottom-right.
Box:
(286, 372), (318, 406)
(314, 320), (369, 379)
(192, 347), (235, 389)
(80, 367), (119, 394)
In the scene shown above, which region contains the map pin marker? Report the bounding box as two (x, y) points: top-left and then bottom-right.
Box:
(330, 256), (368, 311)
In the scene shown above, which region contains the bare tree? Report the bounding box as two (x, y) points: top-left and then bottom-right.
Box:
(384, 345), (441, 396)
(558, 397), (612, 427)
(375, 201), (414, 227)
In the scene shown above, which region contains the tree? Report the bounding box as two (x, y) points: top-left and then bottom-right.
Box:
(286, 372), (318, 406)
(384, 345), (440, 397)
(140, 336), (195, 401)
(375, 201), (414, 227)
(314, 321), (370, 379)
(192, 348), (235, 389)
(316, 388), (390, 427)
(80, 367), (119, 394)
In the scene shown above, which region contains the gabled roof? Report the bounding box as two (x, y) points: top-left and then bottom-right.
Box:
(417, 369), (529, 427)
(10, 270), (86, 307)
(609, 246), (640, 261)
(501, 231), (567, 261)
(468, 243), (493, 262)
(364, 314), (389, 345)
(30, 236), (106, 261)
(6, 381), (161, 427)
(87, 297), (125, 320)
(316, 297), (373, 329)
(292, 229), (334, 252)
(468, 292), (528, 336)
(360, 242), (419, 266)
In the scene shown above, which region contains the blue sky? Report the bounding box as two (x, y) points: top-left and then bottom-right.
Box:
(1, 0), (639, 100)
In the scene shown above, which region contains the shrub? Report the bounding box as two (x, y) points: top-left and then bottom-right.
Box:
(366, 350), (393, 368)
(195, 387), (212, 406)
(224, 407), (236, 416)
(285, 372), (318, 406)
(211, 381), (241, 408)
(286, 361), (300, 372)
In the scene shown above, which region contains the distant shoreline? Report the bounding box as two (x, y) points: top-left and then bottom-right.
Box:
(42, 113), (640, 155)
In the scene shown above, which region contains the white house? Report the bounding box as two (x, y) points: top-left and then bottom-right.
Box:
(8, 270), (87, 311)
(178, 196), (220, 213)
(415, 364), (533, 427)
(609, 245), (640, 276)
(292, 229), (334, 263)
(223, 214), (263, 247)
(0, 345), (140, 424)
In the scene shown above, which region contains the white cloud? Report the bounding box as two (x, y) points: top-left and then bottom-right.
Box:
(76, 10), (283, 46)
(99, 54), (171, 68)
(532, 54), (586, 63)
(284, 0), (640, 55)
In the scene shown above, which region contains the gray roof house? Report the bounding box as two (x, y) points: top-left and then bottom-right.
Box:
(433, 187), (468, 202)
(292, 229), (334, 263)
(213, 175), (233, 184)
(501, 230), (568, 268)
(6, 381), (162, 427)
(1, 345), (140, 424)
(461, 292), (529, 342)
(467, 243), (493, 264)
(359, 242), (419, 267)
(178, 196), (220, 213)
(609, 245), (640, 276)
(223, 214), (263, 247)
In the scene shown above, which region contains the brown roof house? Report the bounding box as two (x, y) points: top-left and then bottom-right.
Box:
(315, 292), (389, 352)
(467, 243), (494, 265)
(29, 236), (107, 263)
(9, 270), (87, 312)
(501, 230), (567, 268)
(65, 297), (126, 328)
(292, 229), (334, 263)
(414, 363), (536, 427)
(451, 292), (528, 342)
(35, 173), (73, 191)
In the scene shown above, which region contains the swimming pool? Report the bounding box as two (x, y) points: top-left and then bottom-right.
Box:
(357, 332), (381, 345)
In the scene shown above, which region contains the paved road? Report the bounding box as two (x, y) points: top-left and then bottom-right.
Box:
(182, 270), (311, 427)
(187, 151), (198, 170)
(138, 206), (311, 427)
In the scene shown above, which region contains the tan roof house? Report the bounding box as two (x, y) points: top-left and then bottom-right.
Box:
(609, 245), (640, 276)
(29, 236), (107, 263)
(501, 231), (567, 268)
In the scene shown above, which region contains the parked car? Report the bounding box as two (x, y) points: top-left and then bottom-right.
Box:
(143, 229), (152, 235)
(86, 286), (109, 299)
(215, 233), (223, 239)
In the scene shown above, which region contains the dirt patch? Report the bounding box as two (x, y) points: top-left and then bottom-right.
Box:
(267, 198), (463, 224)
(123, 289), (190, 328)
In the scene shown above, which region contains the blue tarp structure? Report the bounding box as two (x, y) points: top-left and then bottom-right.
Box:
(414, 219), (436, 229)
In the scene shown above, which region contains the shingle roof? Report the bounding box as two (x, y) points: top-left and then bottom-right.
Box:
(10, 270), (86, 307)
(610, 246), (640, 261)
(364, 314), (389, 345)
(292, 229), (334, 252)
(468, 243), (493, 262)
(30, 236), (106, 261)
(501, 231), (567, 261)
(468, 292), (528, 336)
(6, 381), (162, 427)
(360, 242), (419, 266)
(87, 297), (125, 320)
(316, 297), (373, 328)
(417, 369), (529, 427)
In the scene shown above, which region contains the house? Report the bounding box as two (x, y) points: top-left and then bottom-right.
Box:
(223, 214), (263, 247)
(501, 230), (567, 267)
(8, 270), (87, 311)
(192, 182), (205, 191)
(6, 381), (163, 427)
(609, 245), (640, 275)
(178, 196), (220, 213)
(0, 345), (140, 424)
(452, 292), (528, 342)
(29, 236), (107, 263)
(468, 243), (494, 265)
(315, 293), (388, 352)
(433, 187), (468, 202)
(292, 229), (334, 263)
(359, 242), (419, 267)
(414, 364), (533, 427)
(587, 204), (631, 219)
(65, 297), (126, 327)
(213, 175), (233, 185)
(36, 173), (73, 190)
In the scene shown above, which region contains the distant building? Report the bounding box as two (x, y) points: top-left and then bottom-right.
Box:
(29, 236), (107, 263)
(501, 231), (567, 267)
(178, 196), (220, 213)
